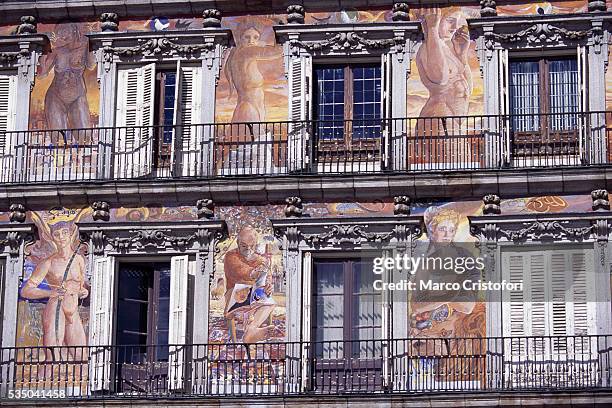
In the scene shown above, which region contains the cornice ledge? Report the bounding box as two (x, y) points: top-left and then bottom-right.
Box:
(0, 33), (49, 63)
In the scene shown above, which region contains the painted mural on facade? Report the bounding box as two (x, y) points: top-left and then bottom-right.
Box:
(208, 205), (286, 345)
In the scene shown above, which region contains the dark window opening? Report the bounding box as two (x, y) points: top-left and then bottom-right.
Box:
(115, 262), (171, 392)
(154, 71), (177, 170)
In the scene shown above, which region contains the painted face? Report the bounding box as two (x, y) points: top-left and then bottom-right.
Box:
(54, 24), (80, 48)
(438, 13), (461, 41)
(241, 28), (261, 46)
(237, 230), (258, 260)
(432, 219), (457, 243)
(52, 227), (72, 247)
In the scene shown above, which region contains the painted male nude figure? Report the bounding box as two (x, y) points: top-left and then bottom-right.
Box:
(37, 22), (95, 134)
(21, 222), (88, 358)
(414, 7), (473, 165)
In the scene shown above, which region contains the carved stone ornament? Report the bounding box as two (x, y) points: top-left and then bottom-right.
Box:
(274, 23), (421, 60)
(469, 214), (612, 243)
(17, 16), (37, 35)
(482, 194), (501, 215)
(272, 216), (423, 251)
(480, 0), (497, 17)
(8, 203), (26, 223)
(0, 224), (36, 257)
(197, 199), (215, 219)
(392, 3), (410, 22)
(490, 23), (590, 45)
(592, 189), (610, 211)
(393, 196), (411, 216)
(284, 196), (303, 218)
(92, 201), (111, 221)
(203, 9), (222, 28)
(287, 5), (306, 25)
(78, 220), (227, 255)
(88, 29), (234, 73)
(0, 33), (48, 88)
(100, 13), (119, 32)
(588, 0), (607, 12)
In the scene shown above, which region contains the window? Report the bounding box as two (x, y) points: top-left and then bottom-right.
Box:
(312, 258), (382, 356)
(501, 246), (598, 387)
(509, 57), (580, 156)
(0, 71), (17, 182)
(115, 262), (171, 392)
(114, 62), (203, 178)
(314, 64), (382, 160)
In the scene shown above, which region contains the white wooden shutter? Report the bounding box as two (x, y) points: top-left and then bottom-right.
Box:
(381, 54), (392, 170)
(114, 63), (155, 178)
(174, 65), (204, 177)
(577, 45), (591, 162)
(88, 256), (115, 392)
(288, 56), (312, 172)
(499, 49), (511, 165)
(301, 252), (312, 391)
(0, 73), (17, 183)
(168, 255), (190, 390)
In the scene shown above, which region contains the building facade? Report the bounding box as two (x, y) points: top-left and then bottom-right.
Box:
(1, 0), (612, 406)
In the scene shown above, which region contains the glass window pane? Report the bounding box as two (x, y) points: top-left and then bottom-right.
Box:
(549, 58), (579, 131)
(509, 61), (540, 132)
(352, 66), (381, 139)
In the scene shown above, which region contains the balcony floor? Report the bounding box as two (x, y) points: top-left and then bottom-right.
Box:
(1, 166), (611, 208)
(2, 390), (612, 407)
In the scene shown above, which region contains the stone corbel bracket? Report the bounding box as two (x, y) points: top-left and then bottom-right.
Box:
(87, 28), (234, 75)
(469, 12), (612, 60)
(0, 33), (48, 88)
(469, 212), (612, 244)
(274, 22), (421, 61)
(271, 216), (424, 252)
(78, 220), (227, 256)
(0, 223), (36, 257)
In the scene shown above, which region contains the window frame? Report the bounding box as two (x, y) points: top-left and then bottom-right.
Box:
(508, 54), (581, 157)
(312, 62), (383, 161)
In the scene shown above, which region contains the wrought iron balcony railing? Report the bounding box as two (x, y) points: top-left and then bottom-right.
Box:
(1, 335), (612, 400)
(0, 112), (610, 184)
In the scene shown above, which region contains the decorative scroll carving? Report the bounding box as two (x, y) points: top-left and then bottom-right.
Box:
(284, 197), (303, 218)
(78, 221), (227, 255)
(498, 220), (593, 242)
(103, 37), (216, 59)
(469, 214), (611, 244)
(8, 204), (26, 223)
(272, 217), (423, 252)
(291, 31), (403, 54)
(488, 23), (589, 47)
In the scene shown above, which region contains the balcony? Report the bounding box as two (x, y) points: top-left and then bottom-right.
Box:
(0, 112), (610, 184)
(1, 336), (612, 399)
